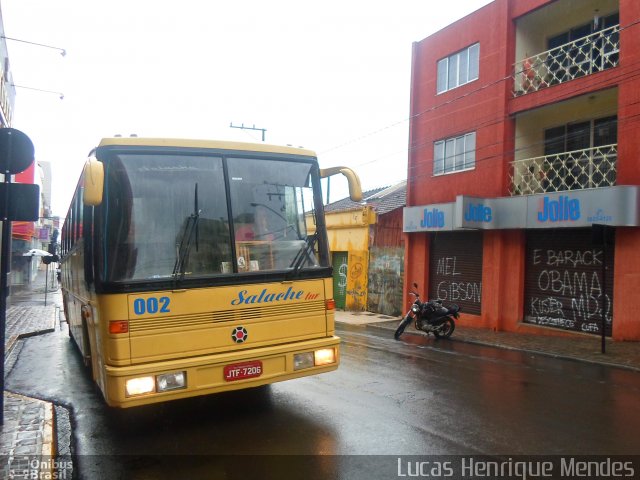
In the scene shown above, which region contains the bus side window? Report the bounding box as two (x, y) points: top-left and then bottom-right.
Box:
(103, 160), (136, 282)
(83, 203), (94, 286)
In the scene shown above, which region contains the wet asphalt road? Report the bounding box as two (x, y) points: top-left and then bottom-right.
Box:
(5, 321), (640, 479)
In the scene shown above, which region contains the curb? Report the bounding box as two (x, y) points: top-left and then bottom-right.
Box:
(5, 327), (56, 358)
(3, 302), (59, 473)
(42, 400), (55, 458)
(5, 311), (57, 357)
(365, 321), (640, 372)
(452, 335), (640, 372)
(2, 392), (56, 469)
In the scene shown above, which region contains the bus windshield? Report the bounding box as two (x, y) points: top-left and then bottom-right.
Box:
(100, 152), (325, 283)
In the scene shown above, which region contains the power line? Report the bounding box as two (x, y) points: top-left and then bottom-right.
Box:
(405, 61), (640, 176)
(353, 49), (640, 184)
(320, 15), (640, 164)
(345, 78), (640, 195)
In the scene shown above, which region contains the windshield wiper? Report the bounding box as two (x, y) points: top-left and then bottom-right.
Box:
(172, 183), (201, 282)
(288, 232), (318, 276)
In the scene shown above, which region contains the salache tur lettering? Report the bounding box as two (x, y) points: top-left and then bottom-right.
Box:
(231, 287), (306, 305)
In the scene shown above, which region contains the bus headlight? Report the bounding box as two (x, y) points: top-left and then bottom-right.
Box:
(156, 371), (186, 392)
(125, 376), (155, 396)
(293, 352), (314, 371)
(125, 371), (187, 396)
(314, 348), (336, 366)
(294, 348), (336, 371)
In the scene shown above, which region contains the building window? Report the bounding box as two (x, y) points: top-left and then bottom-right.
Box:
(434, 132), (476, 175)
(437, 43), (480, 94)
(543, 115), (617, 191)
(544, 116), (617, 155)
(546, 12), (619, 84)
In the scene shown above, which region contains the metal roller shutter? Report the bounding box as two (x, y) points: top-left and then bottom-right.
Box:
(429, 231), (483, 315)
(524, 229), (614, 336)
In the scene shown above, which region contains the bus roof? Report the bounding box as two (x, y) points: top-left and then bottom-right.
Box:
(97, 137), (317, 158)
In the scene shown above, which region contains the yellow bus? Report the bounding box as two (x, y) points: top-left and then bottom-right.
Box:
(61, 137), (361, 408)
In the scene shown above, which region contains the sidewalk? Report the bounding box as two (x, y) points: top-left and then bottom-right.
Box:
(2, 272), (60, 480)
(335, 310), (640, 372)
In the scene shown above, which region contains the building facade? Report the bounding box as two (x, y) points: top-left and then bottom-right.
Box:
(11, 161), (57, 289)
(323, 191), (378, 311)
(0, 6), (15, 129)
(0, 9), (57, 291)
(405, 0), (640, 341)
(366, 182), (406, 317)
(322, 182), (406, 313)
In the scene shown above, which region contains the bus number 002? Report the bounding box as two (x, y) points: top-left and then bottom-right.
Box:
(133, 297), (171, 315)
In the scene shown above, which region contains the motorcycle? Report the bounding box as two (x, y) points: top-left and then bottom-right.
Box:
(394, 283), (460, 340)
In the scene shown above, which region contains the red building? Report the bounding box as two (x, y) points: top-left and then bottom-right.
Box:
(404, 0), (640, 341)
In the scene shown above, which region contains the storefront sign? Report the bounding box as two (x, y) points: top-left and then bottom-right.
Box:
(403, 203), (453, 232)
(527, 186), (640, 228)
(455, 196), (527, 229)
(405, 186), (640, 232)
(38, 226), (50, 241)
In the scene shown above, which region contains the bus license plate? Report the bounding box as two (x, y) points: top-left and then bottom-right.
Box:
(224, 361), (263, 381)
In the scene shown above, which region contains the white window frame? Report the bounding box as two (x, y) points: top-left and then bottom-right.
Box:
(436, 43), (480, 94)
(433, 132), (476, 175)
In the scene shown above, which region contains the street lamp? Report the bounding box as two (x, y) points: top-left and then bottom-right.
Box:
(0, 35), (66, 56)
(11, 84), (64, 100)
(2, 36), (67, 100)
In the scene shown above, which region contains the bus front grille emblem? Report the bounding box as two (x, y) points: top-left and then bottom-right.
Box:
(231, 326), (248, 344)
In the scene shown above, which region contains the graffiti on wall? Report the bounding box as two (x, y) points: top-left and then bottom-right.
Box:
(428, 232), (483, 316)
(368, 247), (404, 317)
(332, 252), (349, 310)
(428, 254), (483, 316)
(433, 256), (482, 303)
(525, 247), (613, 336)
(346, 252), (368, 311)
(337, 262), (348, 290)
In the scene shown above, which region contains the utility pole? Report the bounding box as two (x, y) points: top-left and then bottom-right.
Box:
(230, 122), (267, 142)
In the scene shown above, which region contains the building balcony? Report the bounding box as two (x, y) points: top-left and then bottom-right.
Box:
(508, 144), (617, 196)
(513, 24), (619, 96)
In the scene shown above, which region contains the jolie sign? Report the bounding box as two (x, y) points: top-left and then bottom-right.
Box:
(404, 186), (640, 232)
(403, 203), (454, 232)
(527, 187), (640, 228)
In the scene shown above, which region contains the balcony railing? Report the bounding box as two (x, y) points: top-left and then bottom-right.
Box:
(508, 144), (617, 195)
(513, 25), (619, 96)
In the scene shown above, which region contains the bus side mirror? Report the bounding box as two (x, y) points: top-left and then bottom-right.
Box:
(83, 158), (104, 206)
(319, 166), (363, 202)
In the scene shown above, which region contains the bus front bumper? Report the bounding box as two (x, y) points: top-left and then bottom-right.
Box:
(102, 336), (340, 408)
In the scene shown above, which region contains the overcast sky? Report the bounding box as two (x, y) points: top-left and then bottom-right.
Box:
(2, 0), (491, 216)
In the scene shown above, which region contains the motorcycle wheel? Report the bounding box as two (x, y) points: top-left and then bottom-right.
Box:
(433, 318), (455, 339)
(394, 316), (412, 340)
